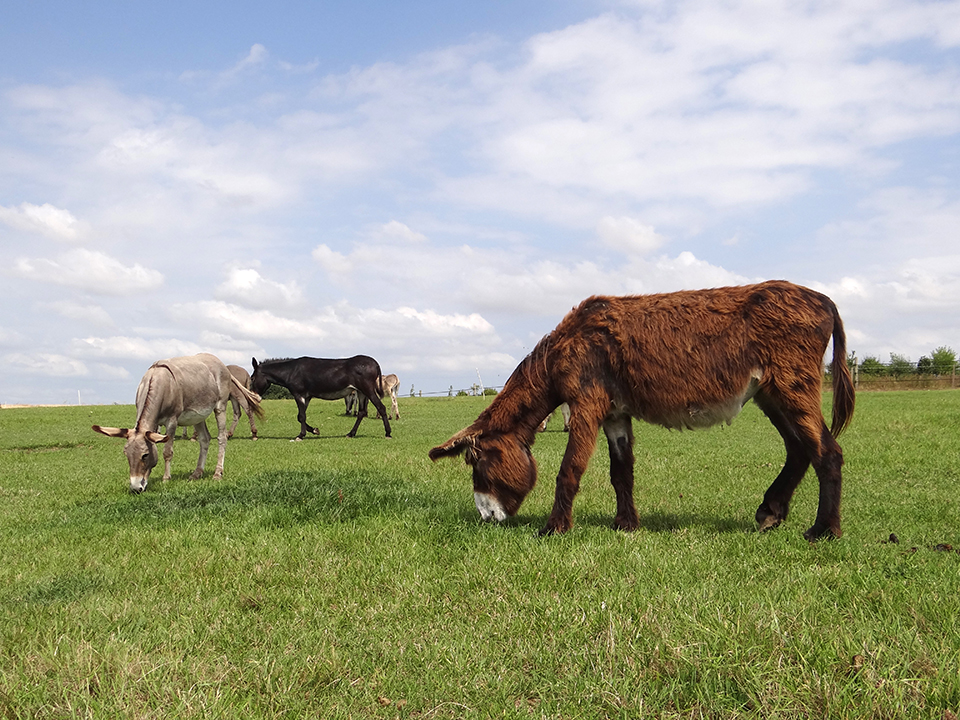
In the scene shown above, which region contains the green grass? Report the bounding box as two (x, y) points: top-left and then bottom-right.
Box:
(1, 392), (959, 719)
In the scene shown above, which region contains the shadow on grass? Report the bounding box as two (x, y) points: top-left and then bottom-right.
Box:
(498, 509), (757, 536)
(235, 431), (390, 441)
(23, 571), (105, 603)
(5, 441), (94, 453)
(85, 468), (429, 528)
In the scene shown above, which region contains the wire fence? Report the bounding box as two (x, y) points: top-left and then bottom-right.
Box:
(828, 360), (958, 391)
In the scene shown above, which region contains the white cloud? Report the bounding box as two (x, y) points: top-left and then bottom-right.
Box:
(189, 301), (331, 341)
(0, 326), (26, 346)
(73, 335), (209, 360)
(312, 244), (353, 275)
(71, 333), (264, 370)
(373, 220), (428, 243)
(6, 80), (159, 147)
(394, 307), (493, 334)
(45, 300), (114, 327)
(450, 3), (960, 216)
(597, 216), (664, 255)
(308, 226), (755, 319)
(91, 362), (131, 380)
(180, 43), (270, 85)
(817, 187), (960, 259)
(0, 202), (86, 241)
(414, 349), (517, 375)
(2, 352), (88, 377)
(235, 44), (268, 72)
(14, 249), (163, 295)
(215, 267), (304, 311)
(644, 252), (754, 293)
(808, 252), (960, 361)
(97, 118), (292, 208)
(185, 299), (501, 346)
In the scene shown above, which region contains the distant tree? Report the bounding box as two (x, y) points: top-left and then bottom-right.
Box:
(888, 353), (913, 379)
(483, 387), (498, 396)
(860, 356), (885, 376)
(917, 356), (934, 375)
(262, 384), (293, 400)
(931, 346), (956, 376)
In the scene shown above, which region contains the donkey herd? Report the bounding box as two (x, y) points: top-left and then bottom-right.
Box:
(93, 280), (855, 540)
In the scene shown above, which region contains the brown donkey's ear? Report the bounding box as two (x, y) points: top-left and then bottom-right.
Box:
(429, 427), (480, 461)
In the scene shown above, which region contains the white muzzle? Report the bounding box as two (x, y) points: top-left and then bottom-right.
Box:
(474, 492), (507, 522)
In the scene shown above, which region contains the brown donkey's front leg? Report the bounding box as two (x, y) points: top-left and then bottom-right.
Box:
(541, 408), (603, 535)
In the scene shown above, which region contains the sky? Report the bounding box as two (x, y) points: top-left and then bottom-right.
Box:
(1, 0), (959, 405)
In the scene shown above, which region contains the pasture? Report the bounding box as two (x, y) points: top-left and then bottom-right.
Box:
(1, 391), (959, 719)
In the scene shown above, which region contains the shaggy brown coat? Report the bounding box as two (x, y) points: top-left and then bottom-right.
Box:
(430, 281), (855, 540)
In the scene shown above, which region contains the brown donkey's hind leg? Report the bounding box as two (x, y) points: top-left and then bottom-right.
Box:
(602, 413), (639, 532)
(754, 388), (843, 539)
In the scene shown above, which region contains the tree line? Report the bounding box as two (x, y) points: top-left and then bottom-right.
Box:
(851, 346), (956, 378)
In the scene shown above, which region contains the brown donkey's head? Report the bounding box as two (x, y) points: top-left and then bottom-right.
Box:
(430, 426), (537, 522)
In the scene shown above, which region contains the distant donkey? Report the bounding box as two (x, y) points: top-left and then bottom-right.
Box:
(345, 373), (401, 420)
(431, 281), (854, 540)
(251, 355), (391, 440)
(180, 364), (259, 440)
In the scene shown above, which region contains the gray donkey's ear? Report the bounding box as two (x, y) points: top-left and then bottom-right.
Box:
(92, 425), (130, 439)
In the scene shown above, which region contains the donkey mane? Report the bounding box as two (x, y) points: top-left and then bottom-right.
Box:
(473, 336), (557, 439)
(258, 357), (295, 366)
(135, 375), (158, 432)
(515, 332), (555, 391)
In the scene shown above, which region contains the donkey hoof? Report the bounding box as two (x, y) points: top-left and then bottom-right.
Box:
(803, 524), (842, 541)
(538, 519), (571, 536)
(755, 503), (784, 532)
(757, 515), (782, 532)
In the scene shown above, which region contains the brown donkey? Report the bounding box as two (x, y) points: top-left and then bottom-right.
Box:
(430, 281), (855, 540)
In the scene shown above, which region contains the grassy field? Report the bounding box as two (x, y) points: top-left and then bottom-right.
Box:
(1, 391), (959, 719)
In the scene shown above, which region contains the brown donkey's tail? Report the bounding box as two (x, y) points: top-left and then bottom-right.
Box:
(829, 303), (855, 437)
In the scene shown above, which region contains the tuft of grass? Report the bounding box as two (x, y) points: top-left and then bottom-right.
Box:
(1, 392), (959, 718)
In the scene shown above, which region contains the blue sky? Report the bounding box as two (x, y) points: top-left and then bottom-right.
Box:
(2, 0), (959, 405)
